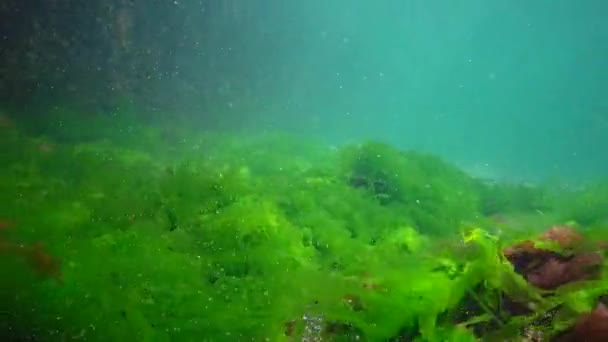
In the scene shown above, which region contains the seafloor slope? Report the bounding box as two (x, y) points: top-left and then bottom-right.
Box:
(1, 111), (608, 341)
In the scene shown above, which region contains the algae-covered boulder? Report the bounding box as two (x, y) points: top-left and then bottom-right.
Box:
(338, 141), (481, 235)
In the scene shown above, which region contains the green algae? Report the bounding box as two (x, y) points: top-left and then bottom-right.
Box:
(1, 112), (608, 341)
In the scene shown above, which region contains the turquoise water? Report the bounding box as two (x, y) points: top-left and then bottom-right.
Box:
(187, 1), (608, 182)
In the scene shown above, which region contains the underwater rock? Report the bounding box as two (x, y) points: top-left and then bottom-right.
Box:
(284, 310), (365, 341)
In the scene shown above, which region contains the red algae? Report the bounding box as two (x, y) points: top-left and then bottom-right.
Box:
(0, 221), (62, 284)
(503, 225), (603, 290)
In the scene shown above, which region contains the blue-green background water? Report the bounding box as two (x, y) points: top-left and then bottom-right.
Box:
(2, 1), (607, 180)
(168, 0), (607, 182)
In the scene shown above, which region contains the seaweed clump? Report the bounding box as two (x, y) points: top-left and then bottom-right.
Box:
(339, 142), (481, 235)
(504, 225), (604, 290)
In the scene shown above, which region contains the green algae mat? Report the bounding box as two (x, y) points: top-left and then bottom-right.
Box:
(1, 111), (608, 341)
